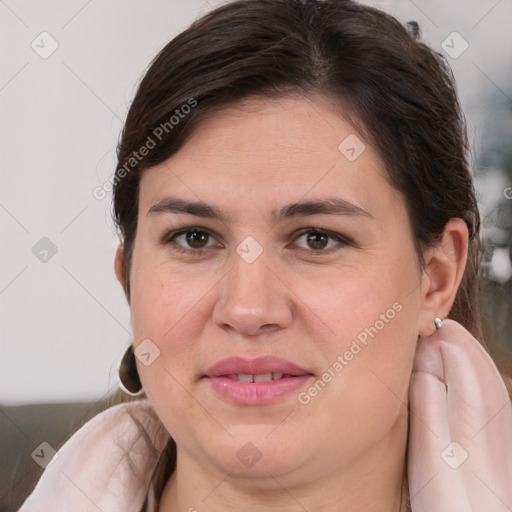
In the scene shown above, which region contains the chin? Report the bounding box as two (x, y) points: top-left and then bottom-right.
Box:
(201, 429), (310, 478)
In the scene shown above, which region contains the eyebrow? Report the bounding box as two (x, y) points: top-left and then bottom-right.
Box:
(147, 196), (373, 223)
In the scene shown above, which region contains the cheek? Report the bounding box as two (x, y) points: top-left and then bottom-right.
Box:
(302, 304), (417, 463)
(129, 256), (212, 343)
(307, 255), (419, 433)
(128, 255), (223, 405)
(128, 265), (211, 440)
(305, 254), (419, 354)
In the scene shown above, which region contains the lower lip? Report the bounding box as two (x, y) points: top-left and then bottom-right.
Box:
(206, 375), (313, 405)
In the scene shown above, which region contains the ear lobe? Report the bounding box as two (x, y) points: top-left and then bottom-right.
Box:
(114, 243), (129, 302)
(418, 218), (469, 336)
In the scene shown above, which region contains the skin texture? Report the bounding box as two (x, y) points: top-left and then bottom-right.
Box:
(114, 94), (469, 511)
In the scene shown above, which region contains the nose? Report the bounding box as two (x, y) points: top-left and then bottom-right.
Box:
(212, 249), (293, 337)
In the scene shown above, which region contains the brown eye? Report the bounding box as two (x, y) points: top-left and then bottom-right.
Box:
(305, 231), (329, 250)
(185, 229), (210, 249)
(293, 228), (351, 253)
(161, 227), (221, 255)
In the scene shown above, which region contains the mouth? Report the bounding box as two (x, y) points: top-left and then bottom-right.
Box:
(204, 355), (313, 378)
(219, 372), (307, 382)
(203, 356), (314, 405)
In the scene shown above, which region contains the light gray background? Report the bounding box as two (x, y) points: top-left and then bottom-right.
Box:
(1, 0), (511, 404)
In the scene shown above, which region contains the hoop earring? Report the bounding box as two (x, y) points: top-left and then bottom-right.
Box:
(118, 344), (144, 396)
(434, 317), (443, 330)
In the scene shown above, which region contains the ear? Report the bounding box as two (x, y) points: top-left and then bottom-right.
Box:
(418, 218), (469, 337)
(114, 243), (129, 303)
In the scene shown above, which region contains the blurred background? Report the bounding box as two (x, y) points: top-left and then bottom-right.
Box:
(1, 0), (511, 404)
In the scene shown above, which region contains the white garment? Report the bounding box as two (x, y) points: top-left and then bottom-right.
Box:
(18, 399), (169, 512)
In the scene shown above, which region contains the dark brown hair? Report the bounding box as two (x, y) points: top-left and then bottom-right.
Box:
(108, 0), (510, 509)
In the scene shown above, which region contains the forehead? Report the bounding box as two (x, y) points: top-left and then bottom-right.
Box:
(138, 94), (395, 219)
(170, 94), (372, 167)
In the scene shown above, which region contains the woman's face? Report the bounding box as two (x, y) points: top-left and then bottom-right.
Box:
(126, 95), (425, 483)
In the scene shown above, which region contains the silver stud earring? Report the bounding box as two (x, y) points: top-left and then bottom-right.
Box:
(434, 317), (443, 330)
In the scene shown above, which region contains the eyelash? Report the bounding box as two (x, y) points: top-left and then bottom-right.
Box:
(159, 226), (353, 256)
